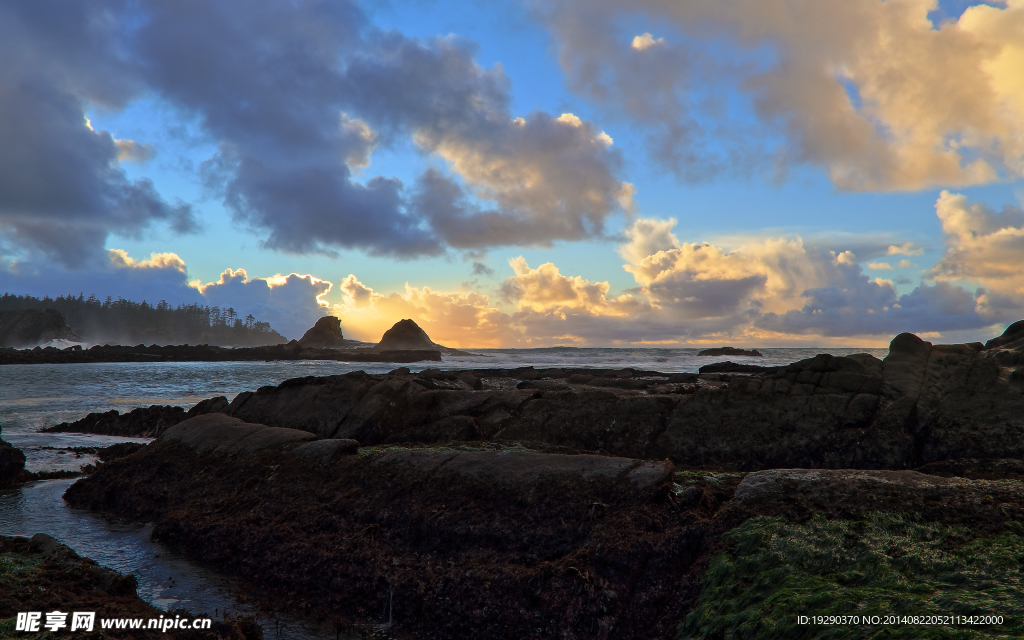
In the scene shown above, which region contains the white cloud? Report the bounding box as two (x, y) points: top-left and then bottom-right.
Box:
(198, 269), (332, 339)
(929, 190), (1024, 295)
(631, 33), (664, 51)
(537, 0), (1024, 190)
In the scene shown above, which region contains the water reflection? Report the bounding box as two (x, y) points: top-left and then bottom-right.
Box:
(0, 479), (344, 639)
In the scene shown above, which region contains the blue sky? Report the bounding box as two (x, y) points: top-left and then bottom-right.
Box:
(2, 0), (1022, 345)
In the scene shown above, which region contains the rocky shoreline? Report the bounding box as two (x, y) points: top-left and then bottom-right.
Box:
(21, 321), (1024, 637)
(0, 533), (261, 639)
(0, 343), (443, 365)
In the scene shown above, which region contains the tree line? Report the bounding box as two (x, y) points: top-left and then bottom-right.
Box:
(0, 293), (287, 346)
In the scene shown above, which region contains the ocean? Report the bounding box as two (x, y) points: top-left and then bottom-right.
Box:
(0, 346), (887, 471)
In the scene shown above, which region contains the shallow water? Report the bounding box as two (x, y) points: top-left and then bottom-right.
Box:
(0, 479), (346, 639)
(0, 346), (887, 637)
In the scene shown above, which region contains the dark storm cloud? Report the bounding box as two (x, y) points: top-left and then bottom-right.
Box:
(1, 0), (632, 263)
(758, 277), (991, 337)
(343, 36), (632, 247)
(130, 0), (443, 258)
(0, 1), (194, 266)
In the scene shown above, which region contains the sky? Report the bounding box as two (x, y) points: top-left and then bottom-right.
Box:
(1, 0), (1023, 346)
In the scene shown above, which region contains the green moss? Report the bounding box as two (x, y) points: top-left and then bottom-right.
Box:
(680, 514), (1024, 639)
(673, 471), (746, 486)
(0, 552), (39, 584)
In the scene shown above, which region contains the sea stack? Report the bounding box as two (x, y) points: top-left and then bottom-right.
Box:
(375, 319), (435, 350)
(298, 316), (350, 348)
(373, 318), (472, 356)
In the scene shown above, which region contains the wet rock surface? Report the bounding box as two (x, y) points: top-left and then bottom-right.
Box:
(78, 325), (1024, 471)
(44, 405), (187, 437)
(66, 435), (710, 640)
(729, 468), (1024, 532)
(53, 321), (1024, 639)
(0, 534), (262, 639)
(0, 437), (29, 487)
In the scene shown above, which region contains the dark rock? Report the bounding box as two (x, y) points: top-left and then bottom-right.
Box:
(698, 361), (777, 374)
(516, 367), (541, 380)
(915, 457), (1024, 480)
(731, 468), (1024, 528)
(589, 378), (650, 390)
(457, 371), (483, 390)
(601, 368), (633, 378)
(65, 442), (689, 639)
(96, 442), (147, 462)
(516, 379), (571, 391)
(289, 438), (359, 465)
(28, 532), (63, 555)
(54, 320), (1024, 470)
(986, 319), (1024, 349)
(0, 341), (443, 365)
(0, 438), (28, 487)
(697, 346), (763, 357)
(186, 395), (230, 418)
(0, 309), (79, 347)
(161, 414), (315, 455)
(43, 405), (186, 437)
(297, 315), (367, 349)
(372, 318), (476, 356)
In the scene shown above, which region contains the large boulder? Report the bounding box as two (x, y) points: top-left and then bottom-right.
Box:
(43, 405), (186, 437)
(0, 437), (28, 487)
(731, 468), (1024, 525)
(161, 414), (315, 455)
(0, 309), (79, 347)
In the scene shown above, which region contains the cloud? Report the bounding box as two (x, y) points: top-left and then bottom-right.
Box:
(929, 190), (1024, 295)
(867, 262), (892, 270)
(0, 250), (203, 307)
(141, 4), (629, 256)
(535, 0), (1024, 190)
(0, 2), (196, 267)
(197, 269), (331, 340)
(334, 275), (518, 346)
(758, 278), (993, 337)
(0, 249), (332, 339)
(887, 242), (924, 256)
(114, 139), (155, 163)
(314, 203), (1024, 347)
(631, 33), (664, 51)
(471, 261), (495, 277)
(342, 36), (633, 248)
(2, 0), (634, 266)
